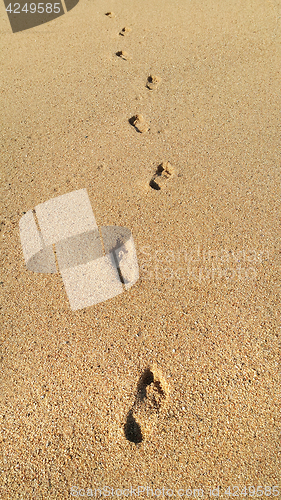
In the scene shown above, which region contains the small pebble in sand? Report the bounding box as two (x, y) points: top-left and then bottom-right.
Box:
(105, 11), (115, 17)
(119, 27), (132, 36)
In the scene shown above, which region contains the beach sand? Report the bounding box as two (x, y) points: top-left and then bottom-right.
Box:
(0, 0), (280, 497)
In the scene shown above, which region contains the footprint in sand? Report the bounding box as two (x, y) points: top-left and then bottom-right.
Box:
(146, 74), (161, 91)
(129, 114), (150, 133)
(149, 161), (175, 190)
(124, 366), (169, 443)
(116, 50), (132, 61)
(119, 27), (132, 36)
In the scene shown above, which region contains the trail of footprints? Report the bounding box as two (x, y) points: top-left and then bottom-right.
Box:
(124, 367), (170, 443)
(105, 10), (174, 439)
(106, 11), (174, 191)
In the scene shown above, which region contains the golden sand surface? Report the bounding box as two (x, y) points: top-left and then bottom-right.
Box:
(0, 0), (280, 497)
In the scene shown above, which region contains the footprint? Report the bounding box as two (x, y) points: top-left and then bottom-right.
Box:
(129, 114), (150, 133)
(146, 74), (161, 91)
(119, 27), (132, 36)
(116, 50), (132, 61)
(149, 161), (175, 190)
(124, 366), (169, 443)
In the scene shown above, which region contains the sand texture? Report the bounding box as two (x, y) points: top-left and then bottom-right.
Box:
(0, 0), (280, 498)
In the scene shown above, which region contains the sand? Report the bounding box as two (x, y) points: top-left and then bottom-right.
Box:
(0, 0), (280, 497)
